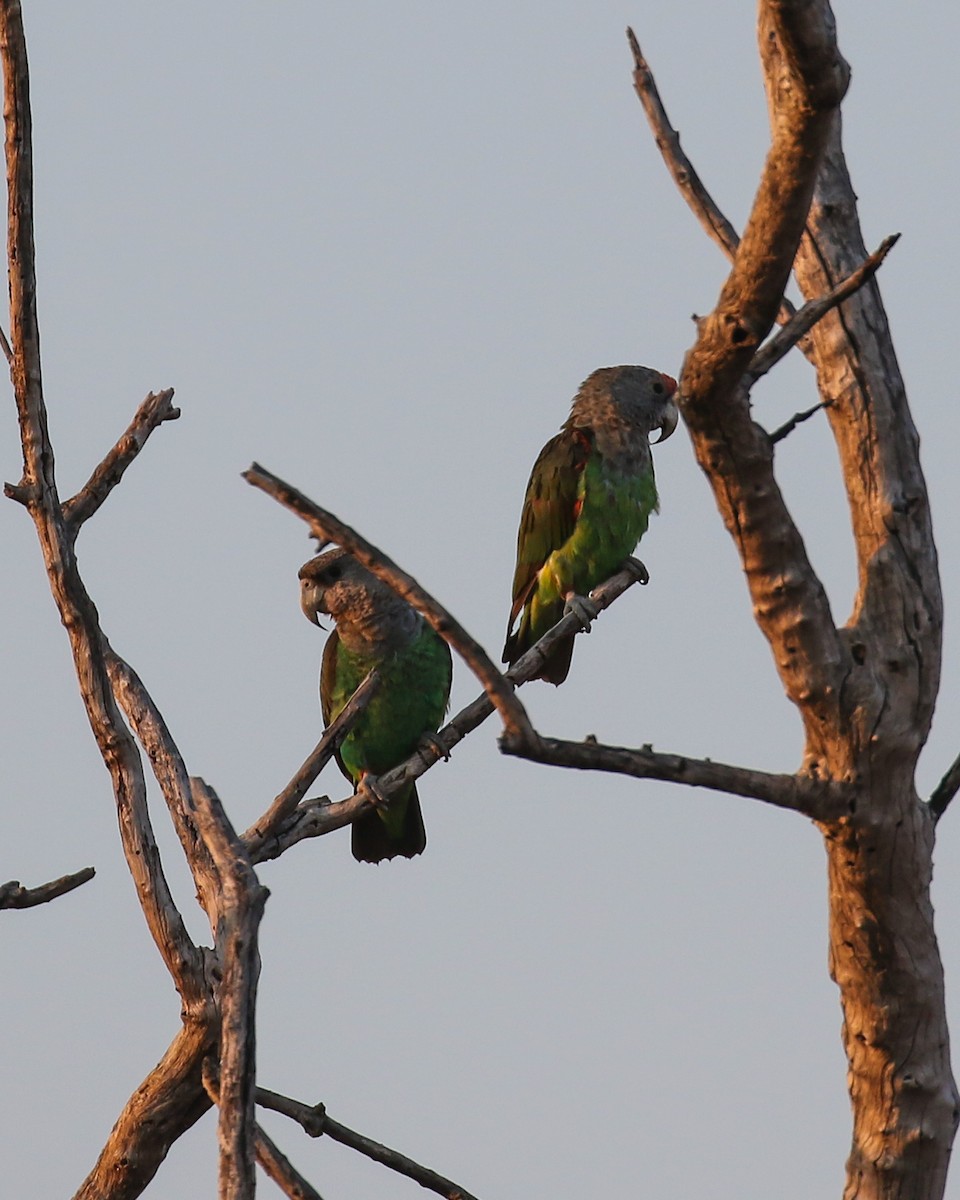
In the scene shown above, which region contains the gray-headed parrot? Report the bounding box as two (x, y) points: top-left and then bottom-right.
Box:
(503, 365), (678, 684)
(299, 548), (452, 863)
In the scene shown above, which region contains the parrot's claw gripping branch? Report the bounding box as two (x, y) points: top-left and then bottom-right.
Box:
(358, 773), (390, 810)
(624, 556), (650, 585)
(418, 731), (452, 763)
(563, 593), (600, 634)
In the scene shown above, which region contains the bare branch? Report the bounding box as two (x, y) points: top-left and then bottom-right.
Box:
(2, 477), (35, 504)
(769, 400), (832, 445)
(792, 120), (942, 733)
(0, 0), (205, 1003)
(193, 780), (267, 1200)
(0, 866), (95, 909)
(686, 3), (847, 395)
(62, 389), (180, 533)
(74, 1021), (217, 1200)
(243, 462), (535, 741)
(242, 668), (381, 858)
(928, 756), (960, 824)
(650, 3), (850, 751)
(628, 28), (743, 263)
(749, 235), (900, 383)
(499, 731), (849, 823)
(257, 1087), (480, 1200)
(249, 561), (647, 863)
(254, 1124), (326, 1200)
(108, 647), (222, 925)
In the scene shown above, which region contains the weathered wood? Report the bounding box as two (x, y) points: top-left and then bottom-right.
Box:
(789, 114), (957, 1198)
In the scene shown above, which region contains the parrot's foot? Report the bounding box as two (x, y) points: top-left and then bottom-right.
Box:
(624, 556), (650, 585)
(418, 730), (452, 762)
(563, 592), (600, 633)
(358, 772), (389, 809)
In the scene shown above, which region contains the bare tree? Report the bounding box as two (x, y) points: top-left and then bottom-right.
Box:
(4, 1), (957, 1198)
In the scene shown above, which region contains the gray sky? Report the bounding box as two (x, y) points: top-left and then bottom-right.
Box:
(3, 3), (959, 1197)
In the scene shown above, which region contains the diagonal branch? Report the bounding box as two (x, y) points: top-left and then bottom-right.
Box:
(253, 1124), (326, 1200)
(627, 25), (797, 330)
(243, 462), (535, 741)
(0, 866), (95, 909)
(748, 234), (899, 383)
(242, 668), (381, 857)
(62, 388), (180, 534)
(769, 401), (831, 445)
(74, 1021), (218, 1200)
(929, 753), (960, 824)
(499, 731), (849, 823)
(257, 1087), (480, 1200)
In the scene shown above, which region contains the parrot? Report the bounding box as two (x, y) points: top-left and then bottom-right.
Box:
(502, 364), (678, 684)
(299, 548), (452, 863)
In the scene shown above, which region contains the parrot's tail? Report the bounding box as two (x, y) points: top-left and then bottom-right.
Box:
(351, 785), (427, 864)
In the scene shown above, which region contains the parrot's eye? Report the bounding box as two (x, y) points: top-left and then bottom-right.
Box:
(652, 381), (664, 395)
(325, 563), (342, 582)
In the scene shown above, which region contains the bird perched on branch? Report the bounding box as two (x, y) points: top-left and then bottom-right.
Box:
(299, 548), (452, 863)
(502, 365), (678, 684)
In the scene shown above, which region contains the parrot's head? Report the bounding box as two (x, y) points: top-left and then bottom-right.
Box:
(299, 548), (382, 627)
(571, 365), (679, 449)
(610, 365), (679, 444)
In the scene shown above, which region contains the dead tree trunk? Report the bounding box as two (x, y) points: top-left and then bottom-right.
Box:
(629, 4), (960, 1195)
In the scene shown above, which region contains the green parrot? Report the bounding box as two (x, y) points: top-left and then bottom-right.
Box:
(502, 365), (678, 684)
(299, 548), (452, 863)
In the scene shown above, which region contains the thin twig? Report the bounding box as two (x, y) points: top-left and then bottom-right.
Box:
(0, 320), (11, 364)
(0, 865), (95, 909)
(248, 561), (647, 863)
(255, 1124), (326, 1200)
(498, 732), (849, 823)
(929, 752), (960, 823)
(627, 26), (799, 329)
(257, 1087), (480, 1200)
(769, 400), (832, 445)
(749, 235), (900, 383)
(62, 388), (180, 533)
(242, 462), (535, 741)
(242, 668), (381, 858)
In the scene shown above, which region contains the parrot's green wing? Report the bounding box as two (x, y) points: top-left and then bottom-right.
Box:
(320, 630), (354, 787)
(506, 425), (592, 639)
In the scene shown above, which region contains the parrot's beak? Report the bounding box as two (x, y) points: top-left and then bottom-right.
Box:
(652, 398), (679, 444)
(650, 372), (679, 444)
(300, 579), (324, 626)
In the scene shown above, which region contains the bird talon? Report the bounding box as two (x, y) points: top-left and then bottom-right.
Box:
(563, 592), (599, 633)
(418, 731), (451, 762)
(359, 773), (389, 809)
(624, 556), (650, 586)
